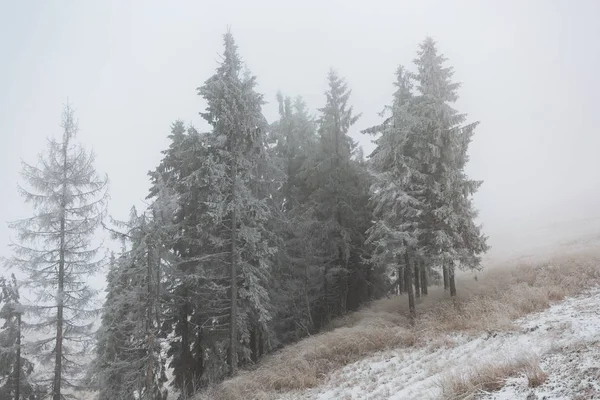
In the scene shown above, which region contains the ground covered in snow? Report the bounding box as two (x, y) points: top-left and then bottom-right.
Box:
(279, 288), (600, 400)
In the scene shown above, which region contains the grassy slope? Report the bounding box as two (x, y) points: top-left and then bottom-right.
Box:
(200, 250), (600, 400)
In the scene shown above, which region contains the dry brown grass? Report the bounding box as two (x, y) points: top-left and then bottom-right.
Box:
(438, 355), (547, 399)
(203, 325), (418, 400)
(200, 250), (600, 400)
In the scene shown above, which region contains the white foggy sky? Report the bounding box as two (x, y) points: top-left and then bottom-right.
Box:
(1, 0), (600, 273)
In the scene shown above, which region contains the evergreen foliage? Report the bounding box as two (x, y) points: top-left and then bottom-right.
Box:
(299, 70), (373, 327)
(93, 208), (169, 400)
(0, 275), (39, 399)
(2, 32), (488, 400)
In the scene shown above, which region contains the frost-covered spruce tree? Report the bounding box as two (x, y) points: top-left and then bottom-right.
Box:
(352, 148), (385, 304)
(148, 122), (213, 395)
(450, 118), (489, 278)
(412, 37), (488, 295)
(364, 66), (423, 323)
(7, 105), (107, 399)
(0, 275), (38, 399)
(268, 93), (321, 343)
(270, 94), (318, 213)
(94, 209), (168, 400)
(300, 70), (371, 326)
(91, 254), (128, 400)
(197, 31), (275, 376)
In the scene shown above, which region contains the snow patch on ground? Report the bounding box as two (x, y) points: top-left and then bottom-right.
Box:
(482, 290), (600, 400)
(278, 288), (600, 400)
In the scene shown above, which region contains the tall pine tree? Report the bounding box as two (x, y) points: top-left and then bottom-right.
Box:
(268, 93), (320, 343)
(412, 37), (488, 295)
(197, 31), (276, 376)
(94, 209), (168, 400)
(91, 253), (130, 400)
(300, 70), (372, 327)
(148, 121), (210, 395)
(364, 66), (423, 323)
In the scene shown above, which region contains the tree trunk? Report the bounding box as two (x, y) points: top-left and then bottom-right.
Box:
(366, 266), (373, 300)
(53, 246), (64, 400)
(258, 328), (264, 358)
(53, 142), (68, 400)
(443, 264), (449, 291)
(449, 263), (457, 297)
(414, 260), (421, 299)
(154, 207), (163, 327)
(403, 252), (416, 325)
(228, 164), (239, 376)
(420, 260), (428, 296)
(397, 265), (404, 295)
(322, 265), (330, 327)
(343, 270), (349, 315)
(304, 264), (314, 333)
(178, 307), (189, 394)
(146, 239), (155, 396)
(156, 247), (162, 327)
(250, 327), (258, 363)
(338, 271), (348, 316)
(403, 262), (410, 294)
(194, 329), (205, 389)
(146, 336), (155, 397)
(15, 312), (20, 400)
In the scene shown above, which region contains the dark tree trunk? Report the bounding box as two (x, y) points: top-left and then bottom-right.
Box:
(258, 328), (264, 358)
(403, 263), (411, 294)
(304, 264), (314, 333)
(403, 252), (416, 325)
(228, 164), (239, 376)
(345, 267), (362, 312)
(414, 260), (421, 299)
(443, 264), (449, 291)
(420, 260), (428, 296)
(366, 266), (374, 299)
(15, 313), (20, 400)
(250, 327), (258, 363)
(177, 306), (194, 395)
(156, 247), (162, 326)
(398, 265), (404, 295)
(192, 329), (204, 391)
(449, 263), (457, 297)
(322, 265), (330, 327)
(339, 270), (348, 316)
(146, 240), (155, 396)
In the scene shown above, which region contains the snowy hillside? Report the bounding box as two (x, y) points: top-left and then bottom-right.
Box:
(202, 246), (600, 400)
(278, 288), (600, 400)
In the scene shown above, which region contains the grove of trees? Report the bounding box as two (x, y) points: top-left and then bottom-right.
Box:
(1, 32), (487, 400)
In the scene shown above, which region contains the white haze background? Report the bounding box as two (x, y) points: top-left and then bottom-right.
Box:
(1, 0), (600, 291)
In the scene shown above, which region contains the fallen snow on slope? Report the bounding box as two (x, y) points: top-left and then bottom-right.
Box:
(279, 288), (600, 400)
